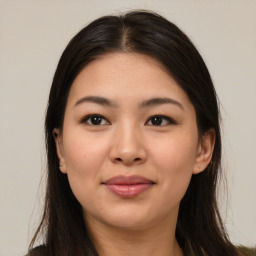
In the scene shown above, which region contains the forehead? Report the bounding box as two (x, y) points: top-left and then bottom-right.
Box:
(67, 52), (192, 109)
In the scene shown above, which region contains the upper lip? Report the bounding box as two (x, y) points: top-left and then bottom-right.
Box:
(103, 175), (155, 185)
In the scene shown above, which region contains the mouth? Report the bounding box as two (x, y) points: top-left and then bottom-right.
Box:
(102, 175), (155, 198)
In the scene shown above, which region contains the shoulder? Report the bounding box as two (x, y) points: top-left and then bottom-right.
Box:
(25, 245), (47, 256)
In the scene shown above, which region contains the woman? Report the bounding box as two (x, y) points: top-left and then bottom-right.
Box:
(27, 10), (242, 256)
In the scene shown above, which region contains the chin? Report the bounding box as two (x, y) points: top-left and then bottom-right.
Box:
(106, 217), (152, 231)
(96, 205), (163, 231)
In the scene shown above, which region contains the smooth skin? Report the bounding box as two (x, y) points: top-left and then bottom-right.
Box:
(54, 53), (215, 256)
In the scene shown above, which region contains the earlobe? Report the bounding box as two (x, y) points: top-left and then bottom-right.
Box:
(53, 128), (67, 174)
(193, 129), (215, 174)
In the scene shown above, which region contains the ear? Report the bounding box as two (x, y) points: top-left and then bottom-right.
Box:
(53, 128), (67, 174)
(193, 129), (216, 174)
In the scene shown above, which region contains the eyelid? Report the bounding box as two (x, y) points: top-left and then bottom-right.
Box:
(79, 114), (176, 126)
(145, 115), (177, 126)
(80, 114), (110, 125)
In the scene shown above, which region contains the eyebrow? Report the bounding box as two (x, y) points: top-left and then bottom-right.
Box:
(74, 96), (183, 110)
(74, 96), (117, 107)
(140, 97), (184, 110)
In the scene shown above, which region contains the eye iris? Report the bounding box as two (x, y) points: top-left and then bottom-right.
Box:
(151, 116), (163, 125)
(91, 116), (102, 125)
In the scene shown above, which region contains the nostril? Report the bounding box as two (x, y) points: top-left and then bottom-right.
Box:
(115, 157), (141, 163)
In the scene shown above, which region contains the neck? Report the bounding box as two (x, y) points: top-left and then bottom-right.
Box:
(85, 216), (183, 256)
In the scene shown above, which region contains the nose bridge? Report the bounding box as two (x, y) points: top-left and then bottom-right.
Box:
(110, 121), (146, 165)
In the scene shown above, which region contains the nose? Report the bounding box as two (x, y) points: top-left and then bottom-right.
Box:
(109, 124), (147, 166)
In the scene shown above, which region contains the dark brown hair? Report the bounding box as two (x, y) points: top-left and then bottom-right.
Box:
(28, 10), (241, 256)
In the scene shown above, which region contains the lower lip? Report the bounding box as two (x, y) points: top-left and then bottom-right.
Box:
(105, 184), (153, 198)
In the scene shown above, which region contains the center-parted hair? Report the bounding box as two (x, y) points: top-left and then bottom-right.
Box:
(29, 10), (241, 256)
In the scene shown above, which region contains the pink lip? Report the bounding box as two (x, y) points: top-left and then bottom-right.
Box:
(103, 175), (155, 198)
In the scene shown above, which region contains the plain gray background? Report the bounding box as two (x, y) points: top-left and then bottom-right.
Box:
(0, 1), (255, 255)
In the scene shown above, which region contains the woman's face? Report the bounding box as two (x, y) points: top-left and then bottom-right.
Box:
(55, 53), (214, 231)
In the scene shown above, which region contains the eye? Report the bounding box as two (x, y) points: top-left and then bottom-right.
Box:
(81, 114), (110, 126)
(146, 115), (176, 126)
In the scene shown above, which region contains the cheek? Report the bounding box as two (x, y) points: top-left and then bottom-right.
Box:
(153, 131), (197, 170)
(62, 132), (109, 197)
(152, 132), (198, 199)
(63, 131), (108, 172)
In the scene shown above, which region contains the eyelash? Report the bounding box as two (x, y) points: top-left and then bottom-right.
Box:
(81, 114), (110, 126)
(145, 115), (177, 126)
(81, 114), (176, 126)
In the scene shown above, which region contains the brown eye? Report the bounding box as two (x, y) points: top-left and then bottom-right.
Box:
(146, 115), (176, 126)
(82, 114), (110, 126)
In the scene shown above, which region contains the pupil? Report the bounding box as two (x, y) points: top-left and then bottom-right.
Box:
(152, 116), (162, 125)
(91, 116), (102, 125)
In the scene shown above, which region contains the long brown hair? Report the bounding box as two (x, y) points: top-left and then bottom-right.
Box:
(28, 10), (241, 256)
